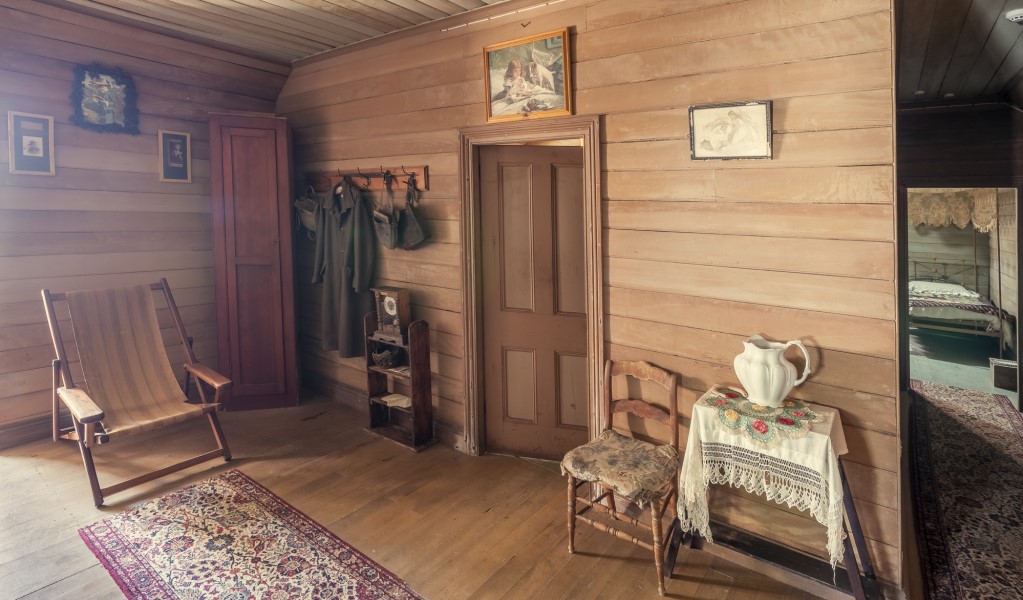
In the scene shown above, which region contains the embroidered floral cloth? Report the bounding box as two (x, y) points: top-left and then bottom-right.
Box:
(561, 429), (679, 509)
(704, 387), (823, 445)
(678, 385), (849, 568)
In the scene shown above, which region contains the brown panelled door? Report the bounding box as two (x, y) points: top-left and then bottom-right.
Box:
(480, 145), (588, 460)
(210, 114), (299, 410)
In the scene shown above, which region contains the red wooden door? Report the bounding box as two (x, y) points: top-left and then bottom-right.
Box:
(210, 114), (298, 409)
(480, 145), (588, 459)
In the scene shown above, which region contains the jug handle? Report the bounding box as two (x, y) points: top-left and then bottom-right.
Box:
(785, 340), (812, 385)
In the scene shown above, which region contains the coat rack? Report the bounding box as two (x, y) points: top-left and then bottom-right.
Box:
(307, 166), (429, 194)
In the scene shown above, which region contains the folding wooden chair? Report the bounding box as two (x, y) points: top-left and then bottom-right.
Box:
(42, 279), (232, 506)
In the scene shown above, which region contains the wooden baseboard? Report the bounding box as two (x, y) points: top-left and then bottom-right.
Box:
(301, 370), (463, 450)
(0, 414), (53, 451)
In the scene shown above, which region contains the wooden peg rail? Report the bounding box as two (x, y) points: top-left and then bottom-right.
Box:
(306, 166), (429, 194)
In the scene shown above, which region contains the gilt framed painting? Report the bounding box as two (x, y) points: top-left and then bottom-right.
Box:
(689, 100), (772, 160)
(483, 28), (572, 123)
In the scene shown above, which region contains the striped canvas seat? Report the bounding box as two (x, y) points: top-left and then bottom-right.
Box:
(45, 278), (232, 506)
(66, 286), (213, 437)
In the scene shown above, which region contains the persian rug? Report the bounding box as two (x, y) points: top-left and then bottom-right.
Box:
(909, 380), (1023, 599)
(80, 469), (424, 600)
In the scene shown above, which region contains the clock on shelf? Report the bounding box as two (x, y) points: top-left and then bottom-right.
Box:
(371, 286), (410, 344)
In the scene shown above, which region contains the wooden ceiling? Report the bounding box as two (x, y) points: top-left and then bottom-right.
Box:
(897, 0), (1023, 107)
(30, 0), (1023, 108)
(37, 0), (505, 63)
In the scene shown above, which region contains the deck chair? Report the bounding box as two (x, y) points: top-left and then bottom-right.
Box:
(42, 279), (232, 506)
(561, 359), (680, 596)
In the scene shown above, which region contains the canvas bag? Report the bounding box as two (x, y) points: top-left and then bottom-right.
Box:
(372, 175), (398, 250)
(293, 185), (319, 240)
(399, 173), (429, 250)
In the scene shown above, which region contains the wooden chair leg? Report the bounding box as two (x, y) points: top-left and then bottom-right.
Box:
(567, 474), (577, 554)
(74, 420), (104, 507)
(207, 411), (232, 461)
(651, 497), (666, 596)
(52, 360), (61, 442)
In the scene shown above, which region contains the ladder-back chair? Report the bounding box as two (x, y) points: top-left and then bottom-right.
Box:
(561, 359), (680, 595)
(42, 279), (232, 506)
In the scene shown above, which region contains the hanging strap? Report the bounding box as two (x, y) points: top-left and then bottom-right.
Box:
(405, 173), (420, 207)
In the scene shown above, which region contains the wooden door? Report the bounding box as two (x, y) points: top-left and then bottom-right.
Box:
(480, 145), (588, 459)
(210, 114), (299, 410)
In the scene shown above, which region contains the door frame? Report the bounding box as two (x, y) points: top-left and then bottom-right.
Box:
(458, 116), (603, 456)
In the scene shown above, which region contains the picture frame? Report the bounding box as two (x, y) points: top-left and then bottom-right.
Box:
(8, 111), (55, 176)
(158, 130), (191, 183)
(689, 100), (773, 160)
(483, 28), (572, 123)
(71, 63), (139, 134)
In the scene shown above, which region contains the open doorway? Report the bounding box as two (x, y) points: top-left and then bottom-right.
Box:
(906, 187), (1019, 409)
(458, 117), (603, 458)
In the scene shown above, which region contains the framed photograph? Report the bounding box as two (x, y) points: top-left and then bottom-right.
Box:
(71, 63), (139, 134)
(483, 28), (572, 123)
(158, 130), (191, 183)
(689, 100), (772, 160)
(8, 111), (55, 176)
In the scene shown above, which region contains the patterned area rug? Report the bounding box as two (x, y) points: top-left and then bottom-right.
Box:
(910, 380), (1023, 599)
(80, 470), (423, 600)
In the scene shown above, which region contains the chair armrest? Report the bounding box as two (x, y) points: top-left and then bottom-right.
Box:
(184, 363), (232, 390)
(57, 387), (104, 424)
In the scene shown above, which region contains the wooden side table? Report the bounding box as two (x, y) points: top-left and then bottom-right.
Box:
(676, 385), (881, 600)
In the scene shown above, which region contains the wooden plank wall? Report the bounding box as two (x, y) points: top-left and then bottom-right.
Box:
(991, 189), (1018, 318)
(0, 0), (287, 448)
(278, 0), (902, 591)
(897, 103), (1022, 186)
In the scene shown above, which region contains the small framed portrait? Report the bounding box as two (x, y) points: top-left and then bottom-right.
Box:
(158, 130), (191, 183)
(8, 111), (55, 176)
(71, 63), (139, 134)
(689, 100), (773, 160)
(483, 28), (573, 123)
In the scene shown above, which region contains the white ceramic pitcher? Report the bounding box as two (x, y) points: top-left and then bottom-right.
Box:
(733, 335), (812, 408)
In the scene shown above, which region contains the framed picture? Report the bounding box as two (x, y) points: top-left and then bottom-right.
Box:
(483, 28), (572, 123)
(8, 111), (55, 176)
(689, 100), (772, 160)
(158, 130), (191, 183)
(71, 63), (139, 134)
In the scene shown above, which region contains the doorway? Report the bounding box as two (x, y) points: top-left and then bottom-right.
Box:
(478, 144), (587, 459)
(904, 187), (1019, 409)
(458, 117), (603, 458)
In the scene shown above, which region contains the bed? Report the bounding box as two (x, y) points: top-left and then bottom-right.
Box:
(909, 259), (1016, 350)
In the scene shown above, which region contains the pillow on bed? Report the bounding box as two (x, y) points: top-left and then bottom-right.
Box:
(909, 280), (980, 298)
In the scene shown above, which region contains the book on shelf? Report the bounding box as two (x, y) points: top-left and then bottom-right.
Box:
(385, 365), (411, 377)
(378, 393), (412, 409)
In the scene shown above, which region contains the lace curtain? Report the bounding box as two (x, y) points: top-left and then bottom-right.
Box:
(908, 188), (998, 232)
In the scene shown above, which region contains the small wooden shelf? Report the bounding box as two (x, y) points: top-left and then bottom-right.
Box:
(364, 312), (434, 452)
(368, 365), (412, 380)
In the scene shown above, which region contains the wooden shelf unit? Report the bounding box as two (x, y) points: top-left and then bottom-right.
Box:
(364, 313), (434, 451)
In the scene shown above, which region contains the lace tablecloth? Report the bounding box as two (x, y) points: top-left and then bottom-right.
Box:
(677, 385), (849, 567)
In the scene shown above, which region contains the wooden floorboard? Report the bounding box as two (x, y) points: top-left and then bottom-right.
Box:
(1, 392), (838, 599)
